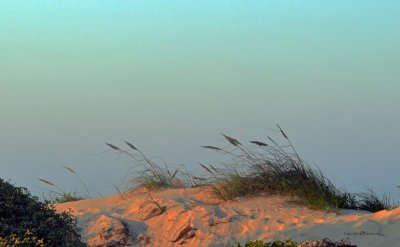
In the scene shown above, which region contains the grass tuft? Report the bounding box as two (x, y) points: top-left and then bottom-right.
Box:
(357, 189), (399, 212)
(107, 141), (195, 191)
(52, 192), (85, 204)
(200, 126), (398, 212)
(39, 166), (90, 203)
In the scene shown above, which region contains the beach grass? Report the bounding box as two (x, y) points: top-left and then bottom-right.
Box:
(38, 166), (90, 203)
(38, 178), (85, 203)
(106, 141), (195, 191)
(200, 126), (397, 212)
(106, 126), (398, 212)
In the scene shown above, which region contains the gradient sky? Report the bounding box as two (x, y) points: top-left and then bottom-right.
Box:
(1, 1), (399, 199)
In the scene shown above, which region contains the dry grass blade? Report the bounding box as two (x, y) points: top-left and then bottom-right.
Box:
(222, 134), (241, 146)
(106, 143), (121, 151)
(170, 167), (180, 180)
(63, 165), (91, 197)
(39, 178), (55, 186)
(192, 176), (207, 181)
(277, 124), (288, 140)
(39, 178), (65, 194)
(147, 193), (165, 212)
(199, 163), (213, 174)
(63, 166), (77, 175)
(276, 124), (302, 164)
(124, 140), (138, 150)
(210, 165), (220, 173)
(267, 136), (284, 150)
(111, 183), (125, 200)
(200, 145), (222, 151)
(250, 141), (268, 147)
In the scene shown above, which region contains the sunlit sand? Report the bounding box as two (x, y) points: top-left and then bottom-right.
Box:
(56, 186), (400, 246)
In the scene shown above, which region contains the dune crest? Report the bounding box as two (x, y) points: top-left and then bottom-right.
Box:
(56, 186), (400, 246)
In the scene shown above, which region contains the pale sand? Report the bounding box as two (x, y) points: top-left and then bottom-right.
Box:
(56, 186), (400, 247)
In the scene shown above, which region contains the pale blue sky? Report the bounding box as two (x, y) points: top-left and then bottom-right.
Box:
(1, 1), (399, 199)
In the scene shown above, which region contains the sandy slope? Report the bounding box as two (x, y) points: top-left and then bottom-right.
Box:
(56, 187), (400, 247)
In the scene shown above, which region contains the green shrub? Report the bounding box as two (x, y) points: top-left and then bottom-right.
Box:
(266, 239), (298, 247)
(0, 178), (86, 247)
(245, 240), (267, 247)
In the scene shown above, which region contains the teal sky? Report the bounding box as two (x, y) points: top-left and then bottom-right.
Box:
(1, 1), (399, 199)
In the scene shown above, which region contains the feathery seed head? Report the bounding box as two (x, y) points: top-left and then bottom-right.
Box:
(222, 134), (241, 146)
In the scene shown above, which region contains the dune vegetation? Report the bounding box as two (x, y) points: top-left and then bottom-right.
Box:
(0, 178), (86, 247)
(3, 127), (397, 246)
(106, 126), (398, 213)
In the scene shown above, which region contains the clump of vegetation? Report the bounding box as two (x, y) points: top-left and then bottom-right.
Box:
(38, 166), (90, 203)
(228, 238), (357, 247)
(266, 239), (298, 247)
(200, 125), (398, 212)
(38, 178), (85, 203)
(228, 239), (297, 247)
(106, 141), (196, 191)
(53, 191), (85, 204)
(298, 238), (358, 247)
(107, 127), (398, 213)
(357, 189), (399, 212)
(0, 178), (86, 247)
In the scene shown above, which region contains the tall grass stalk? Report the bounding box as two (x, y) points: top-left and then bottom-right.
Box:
(63, 166), (91, 198)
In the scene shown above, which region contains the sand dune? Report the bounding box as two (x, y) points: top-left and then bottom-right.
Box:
(56, 186), (400, 246)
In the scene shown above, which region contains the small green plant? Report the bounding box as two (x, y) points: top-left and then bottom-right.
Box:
(0, 178), (86, 247)
(245, 239), (267, 247)
(38, 178), (85, 203)
(53, 191), (85, 203)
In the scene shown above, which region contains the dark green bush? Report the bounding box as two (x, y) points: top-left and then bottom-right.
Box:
(265, 239), (298, 247)
(0, 178), (86, 247)
(245, 240), (267, 247)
